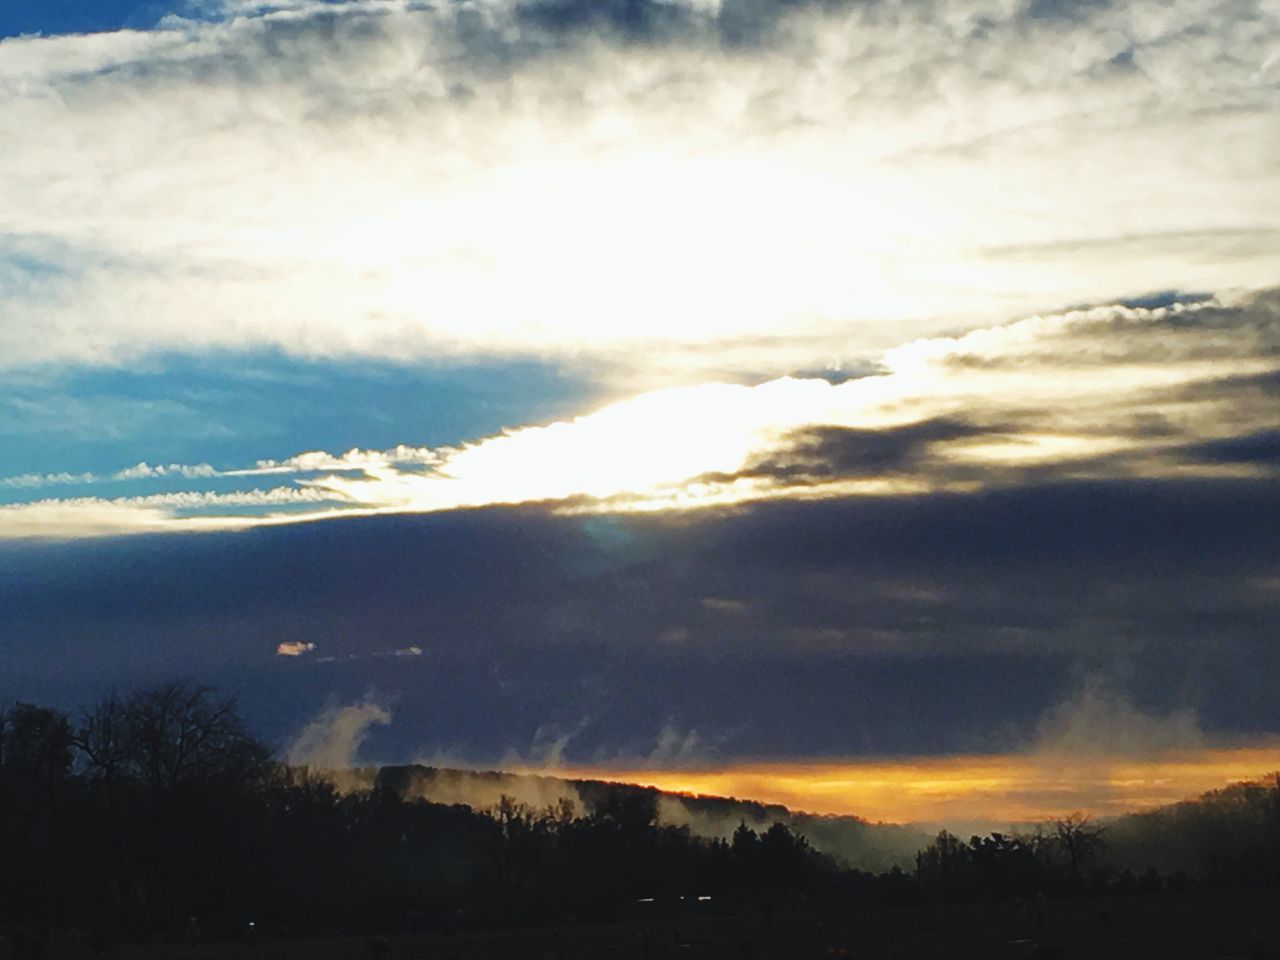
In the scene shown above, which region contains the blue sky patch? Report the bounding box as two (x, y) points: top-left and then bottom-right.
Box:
(0, 351), (600, 489)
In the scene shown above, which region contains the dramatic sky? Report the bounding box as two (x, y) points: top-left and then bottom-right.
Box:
(2, 0), (1279, 823)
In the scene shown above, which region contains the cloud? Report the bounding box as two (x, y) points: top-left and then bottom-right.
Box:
(235, 445), (440, 477)
(644, 719), (713, 767)
(501, 716), (596, 769)
(276, 640), (317, 656)
(979, 678), (1228, 821)
(726, 418), (989, 484)
(299, 289), (1280, 515)
(0, 471), (96, 490)
(3, 287), (1277, 538)
(1, 0), (1277, 373)
(0, 498), (253, 540)
(112, 461), (219, 480)
(1184, 430), (1280, 466)
(553, 679), (1265, 825)
(0, 486), (344, 539)
(284, 694), (393, 770)
(0, 445), (438, 491)
(1034, 678), (1207, 760)
(5, 476), (1279, 762)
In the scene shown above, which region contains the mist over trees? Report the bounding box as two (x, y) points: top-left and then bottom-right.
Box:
(3, 684), (1279, 945)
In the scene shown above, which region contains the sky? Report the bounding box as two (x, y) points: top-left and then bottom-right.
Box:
(2, 0), (1279, 824)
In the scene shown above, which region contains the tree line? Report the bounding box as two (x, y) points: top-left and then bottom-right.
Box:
(1, 683), (850, 942)
(3, 682), (1279, 945)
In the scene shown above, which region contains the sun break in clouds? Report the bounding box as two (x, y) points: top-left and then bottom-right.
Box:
(2, 288), (1277, 537)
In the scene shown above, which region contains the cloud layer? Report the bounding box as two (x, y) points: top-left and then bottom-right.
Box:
(1, 0), (1277, 375)
(5, 465), (1278, 764)
(3, 288), (1276, 537)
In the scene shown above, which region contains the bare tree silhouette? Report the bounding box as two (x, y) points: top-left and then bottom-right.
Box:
(1053, 813), (1104, 886)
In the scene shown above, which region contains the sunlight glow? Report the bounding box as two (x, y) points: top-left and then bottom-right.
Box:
(299, 297), (1269, 519)
(551, 745), (1280, 825)
(3, 293), (1276, 539)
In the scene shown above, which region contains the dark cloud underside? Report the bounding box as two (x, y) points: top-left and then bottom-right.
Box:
(3, 473), (1277, 761)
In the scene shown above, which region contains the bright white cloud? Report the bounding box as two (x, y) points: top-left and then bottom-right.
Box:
(1, 289), (1275, 538)
(0, 0), (1276, 375)
(110, 486), (334, 508)
(235, 445), (439, 476)
(0, 471), (96, 490)
(0, 485), (345, 539)
(303, 292), (1280, 513)
(113, 461), (219, 480)
(0, 445), (436, 490)
(0, 498), (253, 540)
(0, 462), (217, 490)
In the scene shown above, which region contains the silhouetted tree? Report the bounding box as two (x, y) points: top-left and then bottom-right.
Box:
(124, 682), (269, 793)
(1, 702), (73, 802)
(967, 832), (1044, 898)
(74, 693), (131, 787)
(1053, 813), (1104, 886)
(916, 830), (971, 898)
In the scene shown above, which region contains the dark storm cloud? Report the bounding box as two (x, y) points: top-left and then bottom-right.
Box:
(4, 471), (1278, 760)
(724, 478), (1279, 578)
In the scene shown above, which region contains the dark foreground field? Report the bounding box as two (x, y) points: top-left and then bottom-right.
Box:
(31, 890), (1280, 960)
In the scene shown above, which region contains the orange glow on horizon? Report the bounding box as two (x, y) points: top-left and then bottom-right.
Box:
(538, 745), (1280, 825)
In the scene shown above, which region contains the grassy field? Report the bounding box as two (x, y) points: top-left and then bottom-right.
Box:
(31, 891), (1279, 960)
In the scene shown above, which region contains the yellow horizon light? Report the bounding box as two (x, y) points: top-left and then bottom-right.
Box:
(538, 744), (1280, 825)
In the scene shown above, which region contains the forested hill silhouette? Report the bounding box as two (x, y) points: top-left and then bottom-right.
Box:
(362, 763), (930, 873)
(3, 682), (1279, 948)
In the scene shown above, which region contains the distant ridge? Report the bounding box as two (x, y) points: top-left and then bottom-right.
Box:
(354, 764), (931, 873)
